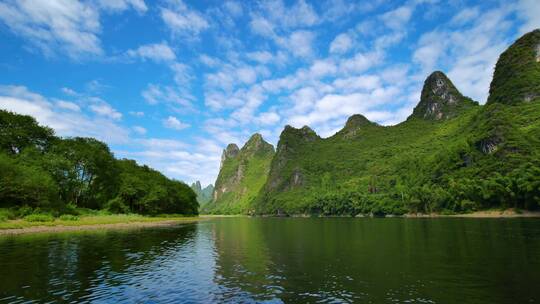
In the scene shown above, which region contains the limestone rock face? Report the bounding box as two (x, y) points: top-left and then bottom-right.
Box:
(409, 71), (477, 120)
(263, 126), (321, 193)
(205, 133), (274, 214)
(488, 29), (540, 105)
(220, 144), (239, 170)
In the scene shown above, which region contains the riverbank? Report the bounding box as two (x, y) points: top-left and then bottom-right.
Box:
(0, 215), (203, 236)
(403, 209), (540, 218)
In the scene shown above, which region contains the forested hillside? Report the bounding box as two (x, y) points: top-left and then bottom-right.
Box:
(0, 110), (199, 217)
(203, 134), (274, 214)
(209, 29), (540, 216)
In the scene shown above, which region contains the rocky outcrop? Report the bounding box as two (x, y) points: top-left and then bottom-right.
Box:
(241, 133), (274, 156)
(488, 29), (540, 105)
(409, 71), (477, 120)
(337, 114), (377, 138)
(220, 144), (239, 169)
(263, 126), (321, 194)
(204, 133), (275, 214)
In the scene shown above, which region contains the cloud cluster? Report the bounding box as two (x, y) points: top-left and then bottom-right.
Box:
(2, 0), (539, 186)
(0, 0), (147, 58)
(0, 85), (129, 144)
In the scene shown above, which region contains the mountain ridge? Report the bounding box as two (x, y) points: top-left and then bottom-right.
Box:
(203, 133), (274, 214)
(206, 29), (540, 216)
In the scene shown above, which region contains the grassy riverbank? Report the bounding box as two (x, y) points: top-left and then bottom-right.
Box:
(0, 213), (202, 235)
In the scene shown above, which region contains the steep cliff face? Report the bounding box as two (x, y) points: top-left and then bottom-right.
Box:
(488, 29), (540, 105)
(265, 125), (320, 193)
(203, 133), (274, 214)
(409, 71), (478, 120)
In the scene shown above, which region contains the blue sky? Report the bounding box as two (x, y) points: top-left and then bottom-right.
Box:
(0, 0), (538, 186)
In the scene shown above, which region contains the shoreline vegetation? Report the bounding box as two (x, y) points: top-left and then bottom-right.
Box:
(2, 208), (539, 236)
(0, 214), (203, 235)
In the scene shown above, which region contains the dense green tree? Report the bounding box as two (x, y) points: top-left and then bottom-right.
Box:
(0, 110), (54, 154)
(0, 154), (59, 208)
(0, 110), (198, 216)
(50, 137), (119, 209)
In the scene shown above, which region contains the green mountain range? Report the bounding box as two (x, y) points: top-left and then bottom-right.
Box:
(190, 181), (214, 206)
(203, 134), (275, 214)
(206, 29), (540, 216)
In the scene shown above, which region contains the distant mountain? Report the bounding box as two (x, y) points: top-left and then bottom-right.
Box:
(213, 29), (540, 216)
(202, 133), (275, 214)
(190, 181), (213, 206)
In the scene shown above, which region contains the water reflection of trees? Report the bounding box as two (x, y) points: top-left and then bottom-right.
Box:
(210, 218), (540, 303)
(0, 224), (197, 303)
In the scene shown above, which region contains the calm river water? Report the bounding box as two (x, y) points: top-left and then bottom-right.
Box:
(1, 217), (540, 303)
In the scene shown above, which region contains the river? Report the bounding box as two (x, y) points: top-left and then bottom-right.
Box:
(1, 217), (539, 303)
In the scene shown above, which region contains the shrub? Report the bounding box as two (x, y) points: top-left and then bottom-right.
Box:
(0, 215), (7, 222)
(24, 214), (54, 222)
(59, 214), (79, 221)
(0, 208), (16, 220)
(105, 197), (130, 214)
(16, 205), (35, 217)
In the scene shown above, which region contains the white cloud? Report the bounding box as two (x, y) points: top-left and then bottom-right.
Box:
(257, 111), (280, 125)
(56, 100), (81, 112)
(256, 0), (319, 30)
(249, 16), (276, 38)
(516, 0), (540, 34)
(0, 85), (129, 144)
(88, 98), (122, 120)
(117, 137), (222, 185)
(309, 59), (337, 78)
(236, 67), (258, 84)
(330, 33), (353, 54)
(246, 51), (274, 64)
(127, 42), (176, 62)
(333, 75), (381, 92)
(161, 1), (209, 36)
(339, 51), (382, 73)
(97, 0), (147, 14)
(0, 0), (102, 58)
(199, 54), (221, 67)
(133, 125), (147, 135)
(450, 7), (480, 26)
(223, 1), (243, 17)
(380, 5), (413, 30)
(129, 111), (145, 117)
(413, 6), (514, 102)
(142, 84), (193, 108)
(286, 30), (316, 58)
(61, 87), (79, 96)
(163, 116), (190, 130)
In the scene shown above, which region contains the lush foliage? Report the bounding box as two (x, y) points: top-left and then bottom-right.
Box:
(203, 134), (274, 214)
(0, 110), (199, 217)
(252, 97), (540, 216)
(249, 30), (540, 216)
(488, 29), (540, 105)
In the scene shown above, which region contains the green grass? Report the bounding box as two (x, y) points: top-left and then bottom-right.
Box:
(0, 213), (199, 230)
(23, 214), (54, 222)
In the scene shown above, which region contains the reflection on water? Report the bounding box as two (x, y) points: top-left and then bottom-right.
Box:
(1, 218), (540, 303)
